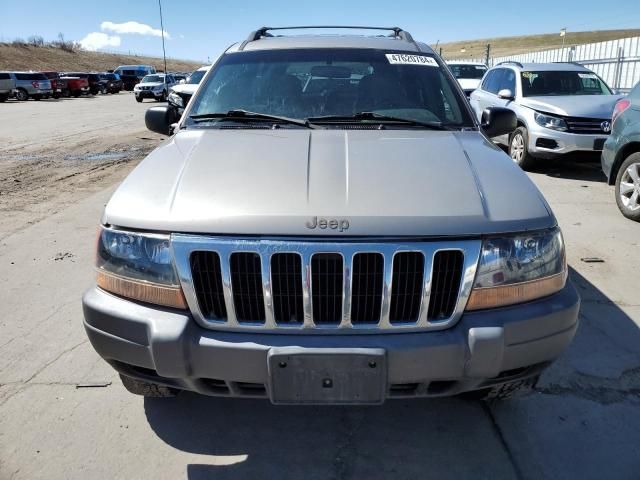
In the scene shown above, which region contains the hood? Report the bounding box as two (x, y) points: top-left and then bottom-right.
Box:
(104, 130), (554, 237)
(457, 78), (482, 91)
(519, 94), (623, 118)
(171, 83), (198, 95)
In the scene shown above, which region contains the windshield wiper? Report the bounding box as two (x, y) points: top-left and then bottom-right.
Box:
(306, 112), (452, 130)
(189, 109), (316, 129)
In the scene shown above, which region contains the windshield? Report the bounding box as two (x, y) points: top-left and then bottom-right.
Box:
(522, 70), (612, 96)
(187, 69), (207, 84)
(188, 48), (472, 128)
(142, 75), (164, 83)
(449, 64), (487, 80)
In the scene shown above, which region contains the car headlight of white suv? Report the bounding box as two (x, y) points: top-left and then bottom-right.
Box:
(466, 227), (567, 310)
(534, 112), (568, 131)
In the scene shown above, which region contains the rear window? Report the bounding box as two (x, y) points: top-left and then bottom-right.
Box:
(521, 70), (612, 96)
(15, 73), (47, 81)
(449, 64), (487, 80)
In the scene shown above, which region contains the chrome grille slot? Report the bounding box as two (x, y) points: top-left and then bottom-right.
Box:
(428, 250), (464, 320)
(172, 236), (482, 333)
(311, 253), (344, 324)
(230, 252), (265, 323)
(271, 253), (304, 324)
(389, 252), (425, 323)
(190, 251), (227, 320)
(351, 253), (384, 324)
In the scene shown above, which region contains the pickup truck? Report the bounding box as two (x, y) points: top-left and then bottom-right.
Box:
(41, 72), (68, 99)
(59, 74), (90, 97)
(83, 27), (579, 404)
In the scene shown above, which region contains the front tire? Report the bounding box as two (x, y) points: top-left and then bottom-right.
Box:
(119, 374), (179, 397)
(135, 96), (143, 103)
(615, 153), (640, 222)
(509, 127), (536, 170)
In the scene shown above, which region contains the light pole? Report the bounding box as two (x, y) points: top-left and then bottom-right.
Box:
(560, 28), (567, 60)
(158, 0), (168, 91)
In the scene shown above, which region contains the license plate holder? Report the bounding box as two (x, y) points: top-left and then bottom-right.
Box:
(268, 347), (386, 405)
(593, 138), (606, 151)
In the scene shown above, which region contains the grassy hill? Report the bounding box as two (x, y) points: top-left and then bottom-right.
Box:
(0, 44), (201, 72)
(437, 29), (640, 60)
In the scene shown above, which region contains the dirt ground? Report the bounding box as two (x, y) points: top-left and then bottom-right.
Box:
(0, 93), (164, 239)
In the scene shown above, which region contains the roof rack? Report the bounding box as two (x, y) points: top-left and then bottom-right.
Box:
(496, 60), (524, 68)
(238, 26), (418, 51)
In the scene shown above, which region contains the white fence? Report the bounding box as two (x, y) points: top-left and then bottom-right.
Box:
(447, 36), (640, 91)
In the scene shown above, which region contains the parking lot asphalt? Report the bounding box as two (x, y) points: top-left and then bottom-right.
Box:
(0, 96), (639, 480)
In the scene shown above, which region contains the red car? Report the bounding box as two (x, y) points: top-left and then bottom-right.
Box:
(59, 74), (90, 97)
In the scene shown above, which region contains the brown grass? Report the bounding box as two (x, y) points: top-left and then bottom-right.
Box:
(436, 29), (640, 60)
(0, 44), (201, 72)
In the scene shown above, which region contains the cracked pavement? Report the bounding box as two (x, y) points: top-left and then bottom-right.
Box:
(1, 100), (639, 479)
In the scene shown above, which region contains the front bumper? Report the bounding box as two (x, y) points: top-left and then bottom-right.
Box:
(135, 89), (164, 99)
(528, 123), (609, 158)
(83, 282), (580, 401)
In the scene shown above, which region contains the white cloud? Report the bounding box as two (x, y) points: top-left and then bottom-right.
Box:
(101, 21), (170, 39)
(79, 32), (121, 51)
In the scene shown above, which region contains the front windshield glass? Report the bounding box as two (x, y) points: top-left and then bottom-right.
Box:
(449, 64), (487, 79)
(142, 75), (163, 83)
(187, 69), (206, 84)
(521, 70), (612, 96)
(188, 49), (472, 127)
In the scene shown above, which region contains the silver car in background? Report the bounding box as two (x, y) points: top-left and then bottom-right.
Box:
(447, 61), (487, 97)
(133, 73), (177, 102)
(470, 62), (621, 169)
(8, 72), (53, 101)
(0, 72), (15, 102)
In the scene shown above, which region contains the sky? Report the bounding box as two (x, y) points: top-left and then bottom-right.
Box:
(1, 0), (639, 63)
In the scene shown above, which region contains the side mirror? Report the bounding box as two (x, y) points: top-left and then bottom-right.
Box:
(145, 106), (178, 135)
(497, 88), (514, 100)
(481, 107), (517, 138)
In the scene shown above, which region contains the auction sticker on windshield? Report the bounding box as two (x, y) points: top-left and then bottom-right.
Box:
(385, 54), (438, 67)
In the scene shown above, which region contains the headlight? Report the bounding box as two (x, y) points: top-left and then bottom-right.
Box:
(95, 227), (186, 309)
(466, 228), (567, 310)
(534, 112), (568, 131)
(168, 91), (183, 108)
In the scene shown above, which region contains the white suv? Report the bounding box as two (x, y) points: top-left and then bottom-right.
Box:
(470, 62), (621, 169)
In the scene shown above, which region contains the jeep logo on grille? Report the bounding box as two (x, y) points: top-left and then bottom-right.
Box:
(601, 121), (611, 133)
(306, 216), (350, 232)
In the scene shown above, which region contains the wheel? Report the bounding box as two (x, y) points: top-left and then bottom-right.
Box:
(161, 90), (167, 101)
(135, 96), (143, 103)
(53, 93), (60, 99)
(0, 94), (7, 102)
(33, 95), (41, 101)
(462, 375), (539, 401)
(73, 91), (80, 98)
(509, 127), (537, 170)
(615, 152), (640, 222)
(63, 90), (71, 98)
(15, 88), (29, 101)
(119, 374), (179, 397)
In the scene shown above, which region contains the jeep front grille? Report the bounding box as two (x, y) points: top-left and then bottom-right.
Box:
(177, 237), (481, 333)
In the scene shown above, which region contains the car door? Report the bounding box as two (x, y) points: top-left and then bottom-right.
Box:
(470, 69), (501, 121)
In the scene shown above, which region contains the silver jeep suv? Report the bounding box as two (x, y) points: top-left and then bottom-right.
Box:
(470, 62), (621, 169)
(82, 27), (579, 404)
